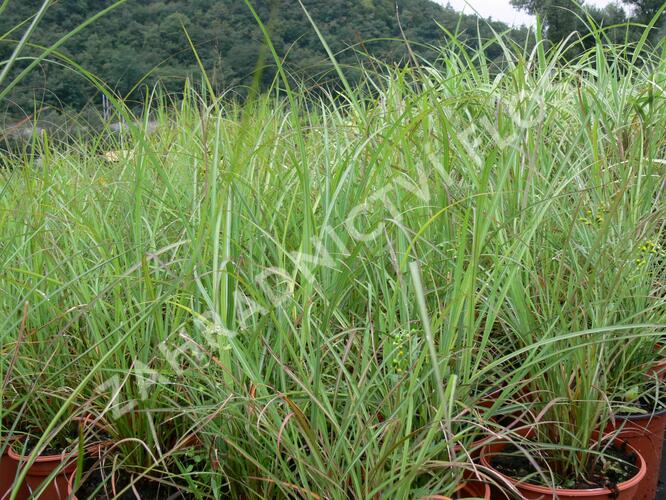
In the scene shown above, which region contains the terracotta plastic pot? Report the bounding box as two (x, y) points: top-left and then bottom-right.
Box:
(647, 343), (666, 379)
(457, 385), (534, 464)
(422, 481), (491, 500)
(607, 406), (666, 500)
(648, 358), (666, 380)
(457, 481), (491, 499)
(7, 438), (108, 500)
(479, 439), (647, 500)
(7, 443), (79, 500)
(476, 384), (533, 434)
(65, 469), (78, 500)
(1, 437), (31, 499)
(457, 428), (528, 464)
(477, 383), (533, 409)
(1, 438), (17, 497)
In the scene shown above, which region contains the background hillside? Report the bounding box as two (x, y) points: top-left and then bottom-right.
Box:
(0, 0), (529, 119)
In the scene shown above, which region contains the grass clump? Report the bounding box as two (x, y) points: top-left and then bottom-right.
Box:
(1, 16), (665, 499)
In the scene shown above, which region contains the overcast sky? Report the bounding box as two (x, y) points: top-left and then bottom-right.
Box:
(438, 1), (621, 26)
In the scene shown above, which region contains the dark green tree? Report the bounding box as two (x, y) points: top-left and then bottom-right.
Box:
(621, 0), (664, 22)
(511, 0), (585, 43)
(621, 0), (665, 41)
(512, 0), (663, 45)
(0, 0), (530, 119)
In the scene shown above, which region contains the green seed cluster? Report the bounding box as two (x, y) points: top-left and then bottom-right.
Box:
(635, 239), (663, 267)
(578, 207), (607, 226)
(391, 330), (412, 374)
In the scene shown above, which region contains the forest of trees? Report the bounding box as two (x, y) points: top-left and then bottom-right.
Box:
(1, 0), (528, 120)
(0, 0), (663, 122)
(511, 0), (665, 48)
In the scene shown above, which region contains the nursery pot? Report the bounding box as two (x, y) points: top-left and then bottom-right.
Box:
(65, 470), (78, 500)
(7, 443), (78, 500)
(476, 384), (533, 433)
(607, 406), (666, 500)
(647, 358), (666, 380)
(1, 437), (18, 497)
(7, 438), (107, 500)
(479, 439), (646, 500)
(646, 343), (666, 379)
(458, 426), (530, 463)
(1, 436), (31, 499)
(423, 481), (491, 500)
(457, 481), (491, 499)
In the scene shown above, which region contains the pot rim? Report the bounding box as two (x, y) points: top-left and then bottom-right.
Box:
(419, 482), (491, 500)
(7, 439), (79, 464)
(479, 437), (647, 496)
(614, 403), (666, 422)
(6, 435), (111, 463)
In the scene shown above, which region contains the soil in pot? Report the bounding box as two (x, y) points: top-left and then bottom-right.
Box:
(69, 465), (193, 500)
(480, 439), (646, 500)
(491, 443), (637, 490)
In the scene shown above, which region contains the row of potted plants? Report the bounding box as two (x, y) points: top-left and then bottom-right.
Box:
(2, 345), (663, 500)
(0, 414), (201, 499)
